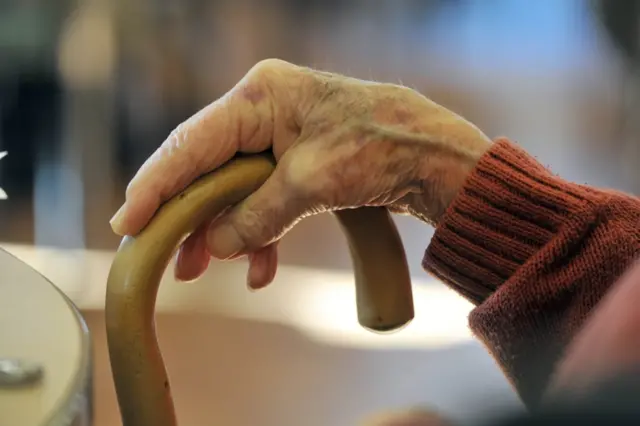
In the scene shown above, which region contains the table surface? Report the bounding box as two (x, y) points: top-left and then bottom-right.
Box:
(0, 248), (90, 426)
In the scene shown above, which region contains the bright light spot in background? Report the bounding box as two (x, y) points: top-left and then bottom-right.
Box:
(287, 271), (475, 349)
(1, 243), (475, 350)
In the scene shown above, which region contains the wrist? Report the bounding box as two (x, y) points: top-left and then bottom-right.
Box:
(411, 125), (491, 226)
(363, 85), (492, 225)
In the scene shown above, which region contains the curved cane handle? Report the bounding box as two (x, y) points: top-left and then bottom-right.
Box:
(105, 153), (414, 426)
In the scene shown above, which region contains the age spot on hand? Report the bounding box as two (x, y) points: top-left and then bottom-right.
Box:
(394, 109), (414, 124)
(240, 85), (266, 106)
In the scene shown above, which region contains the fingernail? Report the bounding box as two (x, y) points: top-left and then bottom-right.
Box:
(207, 223), (244, 259)
(110, 205), (127, 235)
(246, 275), (258, 292)
(246, 252), (259, 290)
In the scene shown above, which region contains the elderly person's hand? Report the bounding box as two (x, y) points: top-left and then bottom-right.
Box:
(109, 59), (491, 287)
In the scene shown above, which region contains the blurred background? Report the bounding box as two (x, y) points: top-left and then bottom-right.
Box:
(1, 0), (639, 425)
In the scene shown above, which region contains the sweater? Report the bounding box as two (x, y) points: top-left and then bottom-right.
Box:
(422, 138), (640, 409)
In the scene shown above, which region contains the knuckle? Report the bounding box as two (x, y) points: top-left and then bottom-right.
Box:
(234, 209), (261, 244)
(282, 154), (337, 206)
(165, 122), (188, 152)
(282, 152), (320, 190)
(247, 58), (294, 80)
(162, 123), (199, 171)
(234, 205), (277, 248)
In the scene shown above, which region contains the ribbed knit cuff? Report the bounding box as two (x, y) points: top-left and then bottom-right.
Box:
(422, 138), (640, 408)
(423, 138), (607, 407)
(423, 138), (596, 304)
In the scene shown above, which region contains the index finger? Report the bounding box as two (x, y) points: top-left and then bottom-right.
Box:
(109, 59), (296, 236)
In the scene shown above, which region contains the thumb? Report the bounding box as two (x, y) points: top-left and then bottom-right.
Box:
(206, 168), (309, 259)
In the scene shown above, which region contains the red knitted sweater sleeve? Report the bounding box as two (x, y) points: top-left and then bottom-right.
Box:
(422, 138), (640, 409)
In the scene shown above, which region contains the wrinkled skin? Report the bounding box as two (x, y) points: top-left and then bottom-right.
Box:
(110, 59), (491, 287)
(110, 60), (640, 425)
